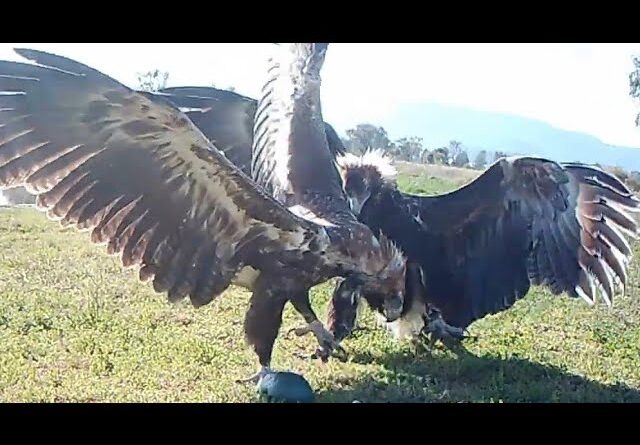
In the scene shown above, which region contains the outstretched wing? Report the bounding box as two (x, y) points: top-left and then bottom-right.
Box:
(0, 49), (327, 307)
(149, 87), (257, 176)
(249, 44), (350, 218)
(363, 157), (639, 328)
(154, 86), (346, 179)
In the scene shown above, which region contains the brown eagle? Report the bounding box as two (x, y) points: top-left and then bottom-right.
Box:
(149, 84), (640, 348)
(329, 150), (639, 344)
(0, 44), (407, 385)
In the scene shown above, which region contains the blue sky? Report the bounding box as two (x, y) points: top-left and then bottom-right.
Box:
(1, 43), (639, 148)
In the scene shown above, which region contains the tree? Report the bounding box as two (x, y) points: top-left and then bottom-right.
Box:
(447, 140), (463, 163)
(136, 69), (169, 93)
(420, 149), (432, 164)
(452, 150), (470, 168)
(493, 151), (507, 162)
(607, 166), (629, 183)
(432, 147), (449, 165)
(630, 56), (640, 126)
(628, 171), (640, 192)
(393, 137), (424, 162)
(473, 150), (488, 169)
(344, 124), (394, 155)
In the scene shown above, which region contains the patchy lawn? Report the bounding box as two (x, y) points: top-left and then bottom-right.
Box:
(1, 169), (639, 402)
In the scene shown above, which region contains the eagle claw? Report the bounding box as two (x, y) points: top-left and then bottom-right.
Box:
(236, 366), (270, 385)
(290, 320), (349, 363)
(423, 308), (471, 347)
(313, 343), (349, 363)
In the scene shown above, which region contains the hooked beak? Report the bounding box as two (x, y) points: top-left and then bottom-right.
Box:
(383, 294), (403, 322)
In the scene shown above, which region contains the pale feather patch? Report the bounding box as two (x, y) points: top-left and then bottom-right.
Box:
(375, 298), (426, 340)
(259, 45), (299, 196)
(336, 149), (397, 179)
(576, 264), (597, 305)
(233, 265), (261, 288)
(288, 204), (336, 227)
(603, 216), (634, 257)
(574, 285), (595, 306)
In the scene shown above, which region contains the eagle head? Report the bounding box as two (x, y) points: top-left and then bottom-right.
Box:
(326, 277), (362, 342)
(356, 232), (407, 322)
(336, 149), (397, 215)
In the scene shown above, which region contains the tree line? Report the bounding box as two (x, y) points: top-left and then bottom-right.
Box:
(342, 123), (507, 170)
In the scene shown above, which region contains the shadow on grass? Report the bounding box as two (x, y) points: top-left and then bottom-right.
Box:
(316, 346), (640, 403)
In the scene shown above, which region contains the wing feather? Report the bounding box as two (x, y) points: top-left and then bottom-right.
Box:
(408, 157), (639, 326)
(154, 86), (346, 178)
(0, 49), (327, 307)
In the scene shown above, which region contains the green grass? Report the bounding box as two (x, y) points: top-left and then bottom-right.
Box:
(1, 171), (640, 402)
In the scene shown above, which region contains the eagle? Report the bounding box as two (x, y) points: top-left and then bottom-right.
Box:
(0, 44), (407, 389)
(147, 83), (640, 349)
(328, 150), (640, 345)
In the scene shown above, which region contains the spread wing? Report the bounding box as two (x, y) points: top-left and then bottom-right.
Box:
(249, 44), (350, 218)
(150, 87), (257, 176)
(0, 49), (327, 307)
(154, 86), (346, 179)
(371, 157), (639, 328)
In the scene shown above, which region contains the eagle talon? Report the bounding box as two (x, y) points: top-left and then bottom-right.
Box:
(292, 320), (348, 363)
(313, 344), (349, 363)
(294, 344), (348, 363)
(425, 308), (467, 345)
(236, 366), (270, 385)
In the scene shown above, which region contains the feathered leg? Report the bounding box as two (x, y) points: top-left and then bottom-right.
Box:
(288, 291), (347, 362)
(237, 284), (288, 384)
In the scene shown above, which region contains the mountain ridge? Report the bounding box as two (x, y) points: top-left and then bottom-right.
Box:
(340, 102), (640, 170)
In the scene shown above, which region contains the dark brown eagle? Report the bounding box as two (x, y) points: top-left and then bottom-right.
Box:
(148, 84), (640, 349)
(328, 150), (639, 345)
(0, 44), (407, 384)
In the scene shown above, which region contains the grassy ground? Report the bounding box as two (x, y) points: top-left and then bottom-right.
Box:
(1, 168), (639, 403)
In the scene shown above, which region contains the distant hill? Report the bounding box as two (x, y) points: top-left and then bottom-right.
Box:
(369, 102), (640, 170)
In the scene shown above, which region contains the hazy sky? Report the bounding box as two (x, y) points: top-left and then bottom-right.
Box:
(1, 43), (639, 148)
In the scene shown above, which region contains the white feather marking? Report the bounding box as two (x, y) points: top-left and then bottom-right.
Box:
(574, 284), (595, 306)
(375, 299), (426, 340)
(287, 204), (336, 227)
(261, 45), (299, 196)
(336, 149), (397, 179)
(606, 198), (640, 215)
(609, 217), (639, 240)
(598, 260), (614, 307)
(577, 263), (597, 305)
(604, 219), (635, 256)
(608, 244), (630, 285)
(588, 175), (640, 208)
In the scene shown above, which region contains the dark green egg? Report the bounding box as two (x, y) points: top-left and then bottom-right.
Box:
(257, 371), (315, 403)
